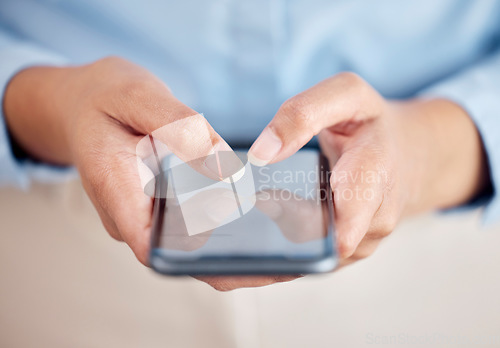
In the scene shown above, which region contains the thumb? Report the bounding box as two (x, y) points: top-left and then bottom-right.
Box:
(248, 72), (383, 166)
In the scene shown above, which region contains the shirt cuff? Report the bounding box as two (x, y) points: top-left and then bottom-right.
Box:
(0, 43), (77, 189)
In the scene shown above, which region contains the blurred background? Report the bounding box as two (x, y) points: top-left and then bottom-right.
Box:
(1, 180), (499, 348)
(2, 1), (500, 347)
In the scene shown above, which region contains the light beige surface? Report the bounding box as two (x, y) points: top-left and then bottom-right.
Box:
(1, 180), (500, 348)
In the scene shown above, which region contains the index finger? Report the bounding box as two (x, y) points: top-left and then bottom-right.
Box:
(101, 69), (244, 183)
(136, 113), (244, 187)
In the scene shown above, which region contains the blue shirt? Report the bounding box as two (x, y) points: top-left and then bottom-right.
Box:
(1, 0), (500, 222)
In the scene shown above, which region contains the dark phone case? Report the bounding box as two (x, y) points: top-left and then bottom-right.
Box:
(149, 150), (337, 276)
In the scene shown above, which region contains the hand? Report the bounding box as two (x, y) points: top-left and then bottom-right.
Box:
(248, 72), (488, 270)
(3, 57), (237, 266)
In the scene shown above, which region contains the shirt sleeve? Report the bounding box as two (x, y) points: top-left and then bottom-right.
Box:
(0, 29), (76, 189)
(418, 49), (500, 224)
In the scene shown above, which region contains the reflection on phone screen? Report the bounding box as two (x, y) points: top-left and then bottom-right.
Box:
(154, 150), (334, 262)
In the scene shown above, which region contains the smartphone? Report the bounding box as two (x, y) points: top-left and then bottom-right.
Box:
(149, 149), (337, 276)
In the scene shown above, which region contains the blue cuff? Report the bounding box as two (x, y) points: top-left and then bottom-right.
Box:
(0, 41), (76, 189)
(419, 52), (500, 224)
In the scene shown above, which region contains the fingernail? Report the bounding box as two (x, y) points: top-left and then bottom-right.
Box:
(248, 127), (282, 167)
(221, 165), (245, 184)
(203, 141), (244, 181)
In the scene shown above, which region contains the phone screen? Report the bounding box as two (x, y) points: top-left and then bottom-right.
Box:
(150, 149), (336, 275)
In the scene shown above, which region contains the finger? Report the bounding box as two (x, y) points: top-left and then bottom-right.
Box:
(94, 207), (123, 242)
(319, 133), (387, 260)
(103, 152), (153, 265)
(106, 71), (243, 181)
(248, 72), (384, 166)
(77, 115), (154, 265)
(195, 275), (299, 292)
(337, 237), (381, 268)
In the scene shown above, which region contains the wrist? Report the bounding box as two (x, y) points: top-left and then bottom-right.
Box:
(3, 66), (77, 165)
(395, 98), (489, 214)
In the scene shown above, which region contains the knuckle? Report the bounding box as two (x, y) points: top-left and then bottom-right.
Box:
(383, 218), (398, 235)
(348, 252), (367, 262)
(100, 218), (122, 241)
(349, 248), (373, 261)
(280, 95), (315, 131)
(108, 232), (122, 242)
(381, 217), (398, 236)
(126, 229), (151, 266)
(119, 78), (156, 102)
(90, 57), (166, 103)
(105, 225), (122, 241)
(89, 56), (129, 76)
(134, 247), (150, 266)
(98, 55), (127, 66)
(336, 71), (365, 87)
(164, 113), (212, 151)
(370, 217), (397, 239)
(338, 237), (358, 259)
(336, 71), (385, 117)
(369, 229), (389, 240)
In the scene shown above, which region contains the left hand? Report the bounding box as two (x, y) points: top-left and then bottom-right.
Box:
(200, 72), (488, 291)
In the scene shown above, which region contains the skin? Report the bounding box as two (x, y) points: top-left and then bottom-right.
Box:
(3, 57), (489, 291)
